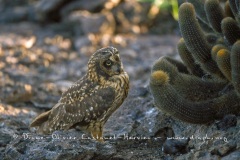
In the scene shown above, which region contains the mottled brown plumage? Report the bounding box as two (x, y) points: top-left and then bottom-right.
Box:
(30, 47), (129, 142)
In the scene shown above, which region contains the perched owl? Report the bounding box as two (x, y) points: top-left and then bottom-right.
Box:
(30, 46), (129, 142)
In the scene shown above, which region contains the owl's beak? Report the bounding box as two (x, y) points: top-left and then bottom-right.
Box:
(113, 65), (123, 74)
(115, 68), (122, 74)
(120, 68), (124, 73)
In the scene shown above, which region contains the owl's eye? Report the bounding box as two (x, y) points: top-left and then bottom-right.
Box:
(105, 60), (112, 67)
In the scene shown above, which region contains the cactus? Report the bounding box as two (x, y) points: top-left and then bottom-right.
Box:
(150, 0), (240, 124)
(177, 38), (205, 77)
(221, 17), (240, 45)
(216, 49), (231, 81)
(205, 0), (226, 33)
(231, 41), (240, 96)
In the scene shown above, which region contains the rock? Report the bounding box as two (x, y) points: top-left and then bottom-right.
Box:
(1, 85), (165, 159)
(36, 0), (66, 13)
(103, 86), (174, 159)
(2, 83), (32, 103)
(154, 127), (175, 140)
(104, 86), (165, 138)
(95, 143), (116, 159)
(64, 10), (115, 36)
(60, 0), (108, 16)
(163, 155), (175, 160)
(74, 36), (93, 54)
(211, 141), (237, 157)
(175, 150), (220, 160)
(163, 139), (189, 155)
(216, 114), (237, 131)
(129, 87), (149, 97)
(35, 0), (68, 13)
(222, 151), (240, 160)
(0, 34), (36, 48)
(35, 0), (109, 22)
(4, 130), (116, 160)
(0, 131), (12, 147)
(193, 151), (219, 160)
(0, 0), (29, 8)
(111, 0), (151, 33)
(35, 0), (70, 22)
(174, 152), (194, 160)
(0, 7), (28, 23)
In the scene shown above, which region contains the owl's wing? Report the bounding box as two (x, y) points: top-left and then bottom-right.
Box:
(47, 85), (116, 131)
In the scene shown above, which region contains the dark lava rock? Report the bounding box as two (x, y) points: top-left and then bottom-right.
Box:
(129, 86), (149, 97)
(63, 11), (115, 36)
(216, 114), (237, 131)
(35, 0), (69, 22)
(35, 0), (108, 23)
(1, 86), (165, 160)
(211, 141), (237, 157)
(0, 7), (28, 23)
(222, 151), (240, 160)
(111, 0), (151, 33)
(4, 130), (116, 160)
(60, 0), (108, 16)
(0, 131), (12, 147)
(163, 139), (189, 155)
(154, 127), (175, 140)
(193, 151), (219, 160)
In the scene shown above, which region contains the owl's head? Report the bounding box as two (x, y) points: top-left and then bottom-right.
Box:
(88, 47), (124, 78)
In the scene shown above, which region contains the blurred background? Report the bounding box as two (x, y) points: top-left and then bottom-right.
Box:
(0, 0), (185, 105)
(0, 0), (183, 48)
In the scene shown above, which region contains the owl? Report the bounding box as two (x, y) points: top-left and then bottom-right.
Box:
(30, 46), (129, 142)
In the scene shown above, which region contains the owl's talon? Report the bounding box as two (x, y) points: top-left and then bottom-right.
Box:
(91, 131), (104, 142)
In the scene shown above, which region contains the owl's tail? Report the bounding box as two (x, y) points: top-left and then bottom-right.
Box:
(30, 110), (51, 127)
(30, 110), (51, 134)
